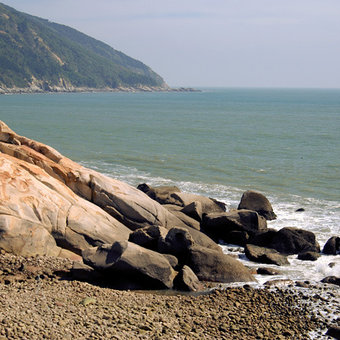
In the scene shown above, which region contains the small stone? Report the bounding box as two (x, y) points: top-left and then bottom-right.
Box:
(80, 297), (96, 306)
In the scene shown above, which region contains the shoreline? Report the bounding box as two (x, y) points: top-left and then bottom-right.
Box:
(0, 85), (200, 95)
(0, 252), (338, 340)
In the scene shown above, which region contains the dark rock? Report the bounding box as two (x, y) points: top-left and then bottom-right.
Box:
(170, 192), (226, 213)
(202, 210), (267, 246)
(250, 227), (320, 255)
(137, 183), (181, 205)
(185, 245), (256, 283)
(163, 204), (200, 230)
(83, 241), (175, 289)
(297, 251), (321, 261)
(245, 244), (290, 266)
(321, 276), (340, 286)
(238, 190), (276, 220)
(326, 326), (340, 339)
(128, 225), (168, 251)
(162, 254), (179, 269)
(295, 208), (305, 212)
(71, 262), (102, 281)
(158, 227), (194, 263)
(322, 236), (340, 255)
(181, 201), (203, 222)
(173, 265), (203, 292)
(257, 267), (281, 275)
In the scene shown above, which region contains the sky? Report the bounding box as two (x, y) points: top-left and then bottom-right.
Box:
(3, 0), (340, 88)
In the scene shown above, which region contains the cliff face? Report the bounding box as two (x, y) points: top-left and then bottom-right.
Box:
(0, 3), (168, 93)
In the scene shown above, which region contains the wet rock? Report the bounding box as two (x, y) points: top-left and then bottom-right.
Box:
(249, 227), (320, 255)
(257, 267), (281, 275)
(238, 190), (276, 220)
(245, 244), (289, 266)
(321, 276), (340, 286)
(202, 210), (267, 246)
(297, 251), (321, 261)
(326, 326), (340, 339)
(322, 236), (340, 255)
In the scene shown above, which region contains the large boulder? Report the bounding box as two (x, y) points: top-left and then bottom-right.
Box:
(249, 227), (320, 255)
(0, 153), (130, 257)
(202, 210), (267, 246)
(185, 245), (255, 283)
(322, 236), (340, 255)
(82, 241), (176, 289)
(0, 121), (189, 232)
(238, 190), (276, 220)
(245, 244), (290, 266)
(137, 183), (181, 205)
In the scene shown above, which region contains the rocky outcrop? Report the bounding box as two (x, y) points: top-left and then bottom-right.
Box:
(0, 153), (130, 257)
(238, 190), (276, 220)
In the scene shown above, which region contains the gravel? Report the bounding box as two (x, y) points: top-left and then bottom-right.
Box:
(0, 252), (338, 339)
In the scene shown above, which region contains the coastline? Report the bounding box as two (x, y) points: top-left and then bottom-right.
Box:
(0, 85), (200, 95)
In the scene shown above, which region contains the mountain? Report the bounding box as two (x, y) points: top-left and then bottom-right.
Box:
(0, 2), (168, 93)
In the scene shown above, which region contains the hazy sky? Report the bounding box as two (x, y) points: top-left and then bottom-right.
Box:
(3, 0), (340, 88)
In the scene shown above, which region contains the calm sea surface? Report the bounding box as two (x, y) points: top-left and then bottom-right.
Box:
(1, 88), (339, 281)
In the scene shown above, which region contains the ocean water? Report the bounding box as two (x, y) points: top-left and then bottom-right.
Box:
(1, 88), (339, 282)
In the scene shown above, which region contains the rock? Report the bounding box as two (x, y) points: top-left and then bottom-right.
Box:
(181, 201), (203, 222)
(82, 241), (176, 289)
(295, 208), (305, 212)
(158, 227), (194, 264)
(80, 297), (96, 306)
(0, 121), (189, 233)
(202, 210), (267, 245)
(71, 262), (102, 282)
(297, 251), (321, 261)
(326, 326), (340, 339)
(185, 245), (256, 283)
(322, 236), (340, 255)
(238, 190), (276, 220)
(321, 276), (340, 286)
(257, 267), (281, 275)
(137, 183), (181, 205)
(162, 254), (179, 269)
(249, 227), (320, 255)
(173, 265), (203, 292)
(245, 244), (290, 266)
(0, 153), (131, 258)
(170, 192), (226, 214)
(128, 225), (168, 251)
(163, 204), (201, 230)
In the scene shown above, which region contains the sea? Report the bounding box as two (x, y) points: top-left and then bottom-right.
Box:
(0, 88), (339, 284)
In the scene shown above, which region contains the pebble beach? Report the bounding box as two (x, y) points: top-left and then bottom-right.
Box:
(0, 253), (338, 340)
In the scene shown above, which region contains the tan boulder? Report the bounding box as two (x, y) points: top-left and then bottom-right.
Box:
(0, 121), (187, 232)
(0, 153), (130, 257)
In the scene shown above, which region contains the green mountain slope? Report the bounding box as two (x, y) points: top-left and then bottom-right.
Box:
(0, 2), (168, 92)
